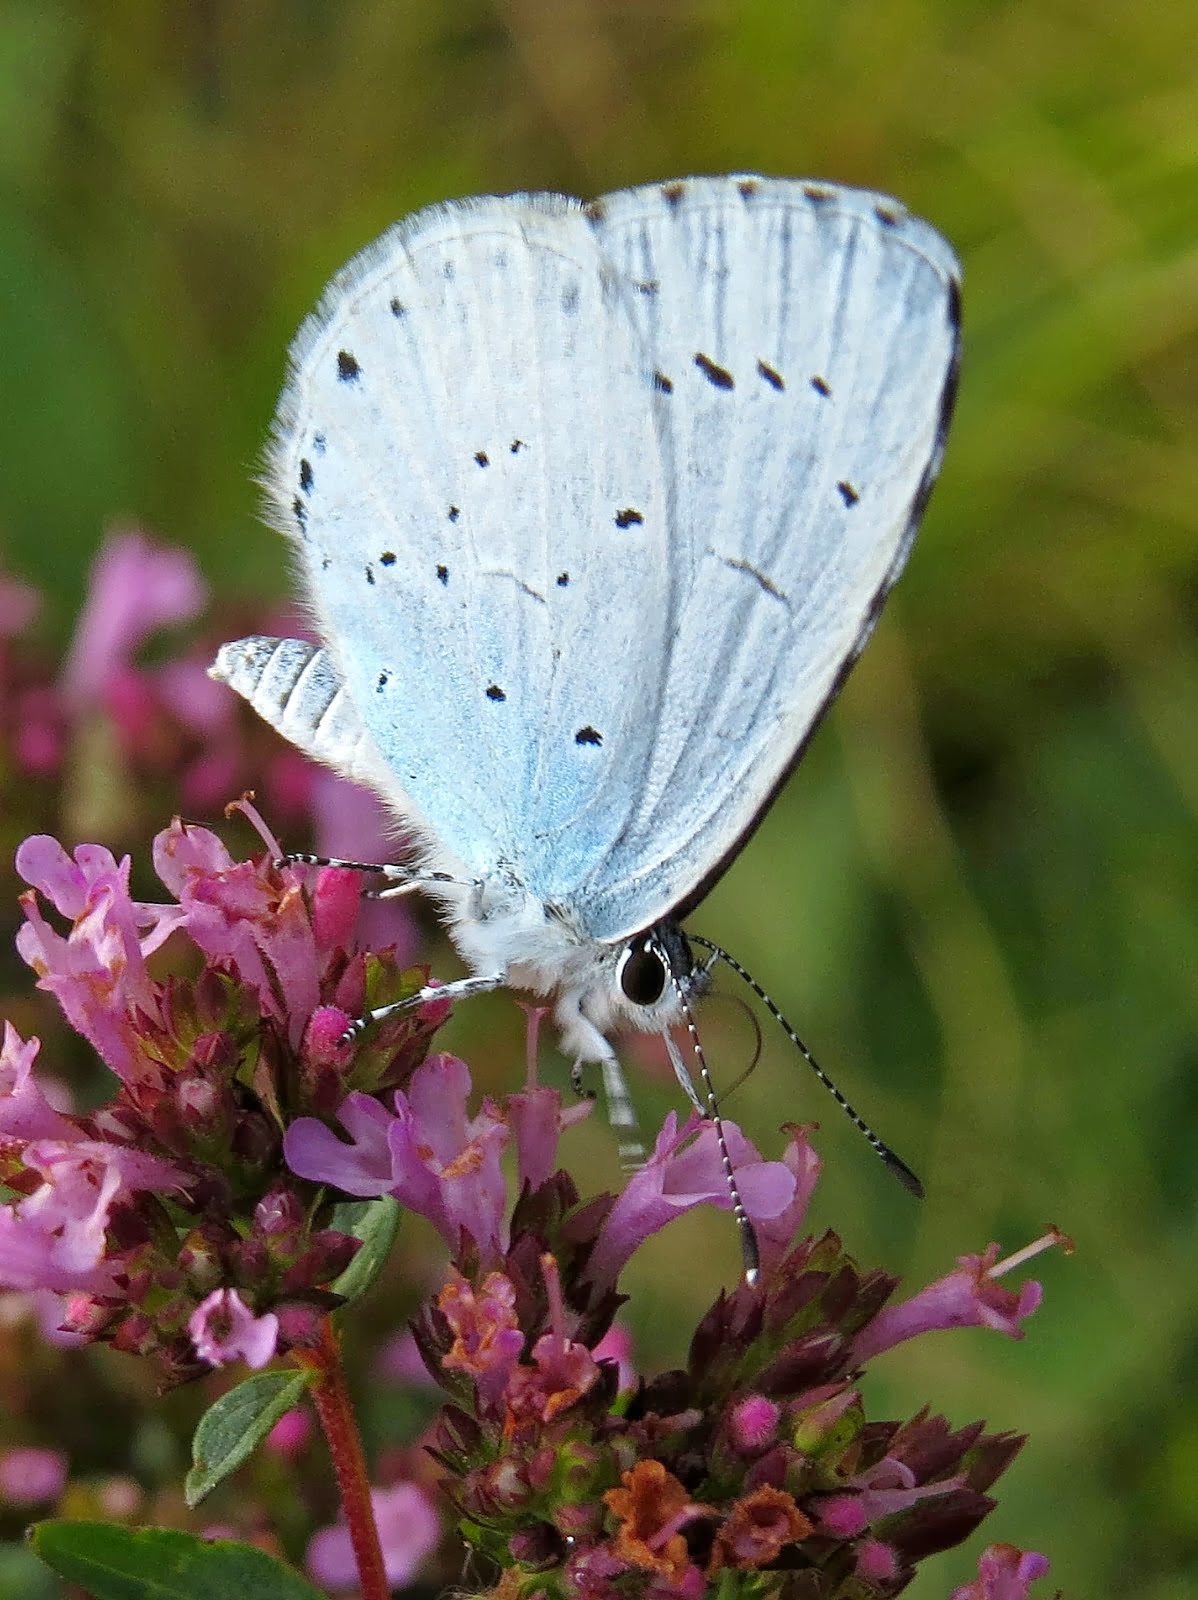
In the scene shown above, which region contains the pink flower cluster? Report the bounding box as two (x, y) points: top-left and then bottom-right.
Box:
(0, 789), (1060, 1595)
(0, 809), (441, 1380)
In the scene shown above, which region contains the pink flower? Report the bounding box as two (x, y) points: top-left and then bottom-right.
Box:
(753, 1124), (822, 1273)
(814, 1455), (963, 1536)
(852, 1243), (1045, 1364)
(585, 1111), (797, 1291)
(506, 1082), (592, 1193)
(591, 1322), (636, 1394)
(0, 1446), (68, 1505)
(438, 1270), (526, 1407)
(285, 1056), (510, 1259)
(189, 1288), (279, 1370)
(308, 766), (420, 962)
(306, 1480), (440, 1590)
(60, 528), (205, 712)
(152, 819), (321, 1045)
(952, 1543), (1052, 1599)
(0, 1134), (185, 1296)
(15, 837), (181, 1082)
(0, 1025), (76, 1141)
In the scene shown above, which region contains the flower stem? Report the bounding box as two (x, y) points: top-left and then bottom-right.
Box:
(296, 1317), (388, 1600)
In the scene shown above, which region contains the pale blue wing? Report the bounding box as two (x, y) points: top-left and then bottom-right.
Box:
(557, 175), (961, 938)
(265, 196), (672, 880)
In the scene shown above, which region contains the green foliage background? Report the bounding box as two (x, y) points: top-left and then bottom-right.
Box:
(2, 2), (1197, 1595)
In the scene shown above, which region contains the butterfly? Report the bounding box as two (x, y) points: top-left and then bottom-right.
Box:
(211, 174), (960, 1264)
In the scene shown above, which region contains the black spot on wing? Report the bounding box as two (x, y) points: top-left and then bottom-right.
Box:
(837, 480), (860, 507)
(486, 684), (506, 702)
(389, 297), (406, 317)
(313, 433), (327, 455)
(695, 352), (734, 389)
(510, 439), (525, 454)
(365, 564), (375, 584)
(810, 375), (831, 397)
(614, 507), (644, 529)
(756, 360), (784, 391)
(575, 726), (602, 746)
(380, 551), (396, 566)
(737, 177), (760, 199)
(661, 181), (686, 207)
(652, 371), (674, 394)
(436, 564), (449, 585)
(474, 450), (489, 468)
(556, 572), (569, 587)
(299, 458), (314, 492)
(448, 505), (460, 522)
(337, 350), (360, 382)
(377, 671), (389, 693)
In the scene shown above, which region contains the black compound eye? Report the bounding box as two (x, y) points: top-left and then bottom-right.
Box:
(617, 938), (669, 1007)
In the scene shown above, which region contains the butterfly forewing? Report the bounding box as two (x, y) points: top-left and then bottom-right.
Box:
(268, 197), (674, 880)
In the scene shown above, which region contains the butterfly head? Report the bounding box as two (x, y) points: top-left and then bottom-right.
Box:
(541, 917), (710, 1065)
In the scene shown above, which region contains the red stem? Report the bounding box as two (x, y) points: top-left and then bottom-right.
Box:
(296, 1318), (388, 1600)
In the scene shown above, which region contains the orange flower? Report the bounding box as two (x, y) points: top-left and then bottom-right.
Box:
(708, 1484), (814, 1573)
(604, 1459), (705, 1580)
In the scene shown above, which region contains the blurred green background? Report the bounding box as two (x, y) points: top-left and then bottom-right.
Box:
(2, 1), (1197, 1595)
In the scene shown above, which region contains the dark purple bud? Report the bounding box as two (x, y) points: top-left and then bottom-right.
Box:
(231, 1110), (277, 1167)
(508, 1522), (565, 1570)
(479, 1456), (533, 1510)
(887, 1488), (997, 1563)
(272, 1301), (324, 1349)
(281, 1231), (361, 1291)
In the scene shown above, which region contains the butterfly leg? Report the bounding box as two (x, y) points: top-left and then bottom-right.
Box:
(570, 1053), (645, 1168)
(277, 852), (471, 899)
(340, 973), (505, 1043)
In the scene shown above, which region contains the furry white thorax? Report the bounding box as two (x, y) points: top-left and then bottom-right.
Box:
(424, 856), (686, 1065)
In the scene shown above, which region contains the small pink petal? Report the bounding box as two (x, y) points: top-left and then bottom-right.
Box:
(189, 1288), (278, 1369)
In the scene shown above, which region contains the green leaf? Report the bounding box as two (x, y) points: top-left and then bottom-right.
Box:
(28, 1523), (325, 1600)
(328, 1194), (402, 1302)
(184, 1370), (315, 1508)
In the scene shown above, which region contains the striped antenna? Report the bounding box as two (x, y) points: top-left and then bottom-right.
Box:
(688, 935), (924, 1199)
(658, 940), (760, 1285)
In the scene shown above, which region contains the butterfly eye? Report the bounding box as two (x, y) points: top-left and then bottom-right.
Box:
(617, 938), (669, 1007)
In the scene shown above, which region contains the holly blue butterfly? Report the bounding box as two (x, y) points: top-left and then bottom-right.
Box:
(211, 174), (961, 1264)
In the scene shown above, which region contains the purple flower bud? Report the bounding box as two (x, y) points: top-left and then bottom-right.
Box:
(725, 1395), (780, 1455)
